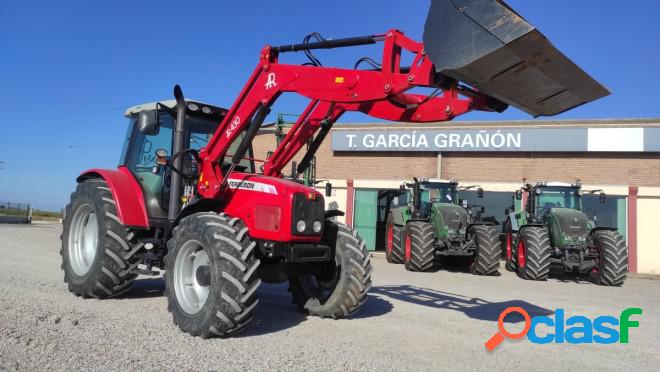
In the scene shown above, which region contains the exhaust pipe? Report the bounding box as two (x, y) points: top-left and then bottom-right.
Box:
(168, 85), (186, 222)
(423, 0), (610, 117)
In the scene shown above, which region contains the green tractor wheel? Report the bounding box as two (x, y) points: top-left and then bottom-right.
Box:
(403, 221), (435, 272)
(469, 225), (500, 275)
(516, 226), (551, 280)
(590, 230), (628, 286)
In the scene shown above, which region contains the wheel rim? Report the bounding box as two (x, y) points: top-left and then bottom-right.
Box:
(404, 232), (412, 262)
(517, 239), (526, 268)
(68, 204), (99, 276)
(506, 232), (513, 260)
(299, 261), (340, 304)
(386, 224), (394, 255)
(174, 240), (210, 315)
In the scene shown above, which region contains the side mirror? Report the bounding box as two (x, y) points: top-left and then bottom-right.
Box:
(515, 190), (523, 200)
(504, 208), (510, 215)
(137, 110), (159, 135)
(477, 187), (484, 198)
(599, 192), (606, 204)
(325, 182), (332, 197)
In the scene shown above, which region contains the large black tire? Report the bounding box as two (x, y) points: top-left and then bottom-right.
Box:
(289, 222), (372, 318)
(469, 225), (500, 275)
(403, 221), (435, 272)
(516, 227), (551, 280)
(385, 214), (404, 264)
(591, 230), (628, 286)
(60, 179), (137, 298)
(164, 212), (261, 337)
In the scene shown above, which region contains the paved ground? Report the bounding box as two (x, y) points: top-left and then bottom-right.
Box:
(1, 222), (659, 371)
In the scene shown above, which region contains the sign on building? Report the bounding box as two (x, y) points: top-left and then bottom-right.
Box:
(331, 127), (660, 152)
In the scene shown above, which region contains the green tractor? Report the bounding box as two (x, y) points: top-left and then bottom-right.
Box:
(384, 178), (500, 275)
(503, 182), (628, 285)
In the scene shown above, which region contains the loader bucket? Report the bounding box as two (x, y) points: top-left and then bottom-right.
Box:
(423, 0), (610, 117)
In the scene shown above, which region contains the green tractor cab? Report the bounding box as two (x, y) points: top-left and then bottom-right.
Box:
(385, 178), (500, 275)
(504, 182), (627, 285)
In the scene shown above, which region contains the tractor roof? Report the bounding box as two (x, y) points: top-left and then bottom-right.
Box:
(535, 181), (580, 188)
(123, 99), (228, 118)
(420, 178), (458, 184)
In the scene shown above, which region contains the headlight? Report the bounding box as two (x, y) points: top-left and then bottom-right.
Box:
(296, 220), (306, 233)
(312, 220), (322, 233)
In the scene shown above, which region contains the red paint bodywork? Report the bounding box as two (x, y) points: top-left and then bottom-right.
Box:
(77, 167), (150, 228)
(221, 172), (323, 243)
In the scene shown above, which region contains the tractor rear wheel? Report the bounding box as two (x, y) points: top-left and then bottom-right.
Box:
(590, 230), (628, 286)
(164, 212), (261, 337)
(60, 179), (137, 298)
(469, 225), (500, 275)
(289, 222), (372, 318)
(403, 221), (435, 272)
(385, 214), (404, 264)
(516, 227), (551, 280)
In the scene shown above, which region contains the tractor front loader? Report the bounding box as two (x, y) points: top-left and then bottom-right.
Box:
(60, 0), (608, 337)
(385, 179), (500, 274)
(504, 182), (628, 285)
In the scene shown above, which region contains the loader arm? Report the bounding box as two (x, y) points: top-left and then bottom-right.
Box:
(197, 30), (501, 199)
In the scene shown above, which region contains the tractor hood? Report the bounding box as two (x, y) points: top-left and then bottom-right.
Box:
(432, 203), (469, 238)
(423, 0), (610, 116)
(549, 208), (588, 247)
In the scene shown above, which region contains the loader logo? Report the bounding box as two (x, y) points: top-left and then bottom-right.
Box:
(265, 72), (277, 90)
(485, 307), (642, 351)
(227, 179), (278, 195)
(225, 116), (241, 138)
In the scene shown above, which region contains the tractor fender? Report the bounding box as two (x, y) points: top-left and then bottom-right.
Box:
(518, 223), (545, 233)
(464, 222), (495, 240)
(589, 226), (618, 237)
(77, 166), (150, 228)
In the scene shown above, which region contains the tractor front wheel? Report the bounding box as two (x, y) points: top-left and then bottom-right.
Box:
(469, 225), (500, 275)
(60, 179), (136, 298)
(516, 226), (551, 280)
(590, 230), (628, 286)
(164, 212), (261, 337)
(385, 214), (404, 264)
(403, 221), (435, 272)
(289, 222), (372, 318)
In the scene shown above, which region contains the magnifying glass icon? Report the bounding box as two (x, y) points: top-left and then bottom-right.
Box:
(485, 306), (531, 351)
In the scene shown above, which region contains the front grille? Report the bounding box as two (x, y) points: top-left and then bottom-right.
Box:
(291, 192), (325, 236)
(554, 209), (588, 238)
(438, 205), (469, 232)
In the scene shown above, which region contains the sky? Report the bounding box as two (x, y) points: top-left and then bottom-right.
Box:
(1, 0), (659, 211)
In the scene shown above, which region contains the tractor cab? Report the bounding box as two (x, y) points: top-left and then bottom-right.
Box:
(120, 100), (254, 222)
(531, 183), (583, 222)
(420, 180), (459, 210)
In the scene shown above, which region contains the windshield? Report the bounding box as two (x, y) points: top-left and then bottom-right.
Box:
(535, 186), (581, 214)
(125, 112), (253, 173)
(422, 182), (458, 204)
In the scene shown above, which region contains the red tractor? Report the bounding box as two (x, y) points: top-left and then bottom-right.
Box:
(60, 0), (608, 337)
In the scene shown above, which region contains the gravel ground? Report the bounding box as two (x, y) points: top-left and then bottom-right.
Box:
(1, 222), (659, 371)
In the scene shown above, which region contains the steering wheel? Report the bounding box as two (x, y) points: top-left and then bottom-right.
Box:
(169, 149), (201, 180)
